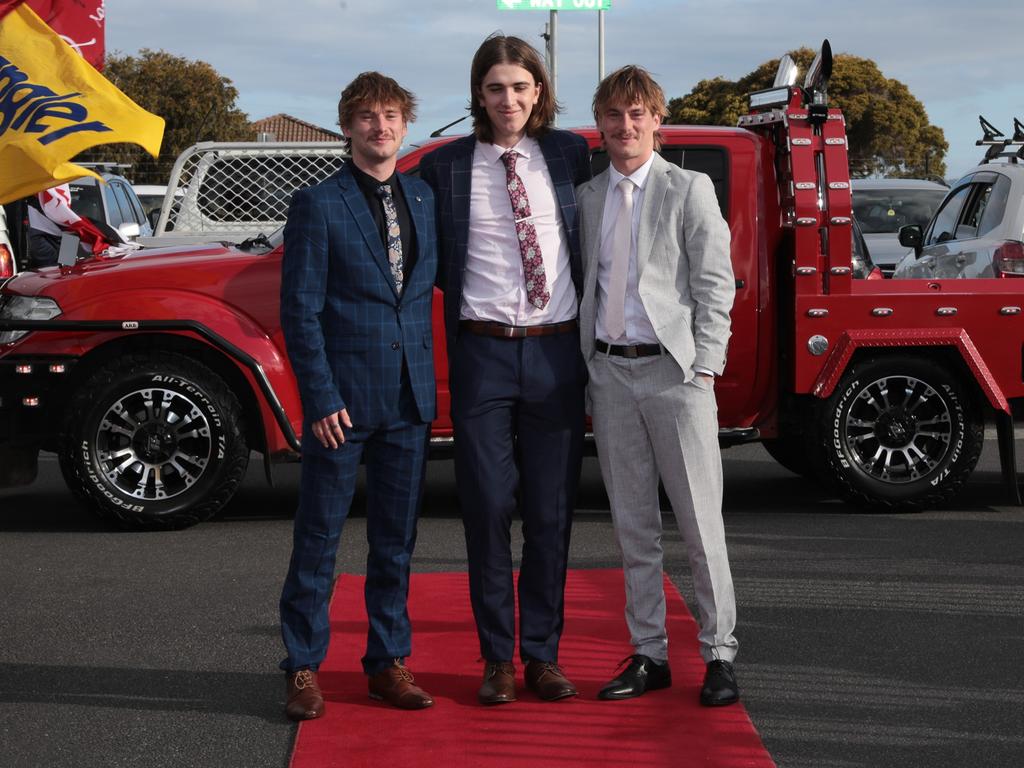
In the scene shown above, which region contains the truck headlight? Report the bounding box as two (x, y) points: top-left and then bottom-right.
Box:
(0, 296), (63, 344)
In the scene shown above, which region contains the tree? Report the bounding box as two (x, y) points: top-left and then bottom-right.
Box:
(667, 48), (948, 179)
(79, 49), (254, 184)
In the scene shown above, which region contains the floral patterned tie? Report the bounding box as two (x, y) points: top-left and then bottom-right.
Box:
(501, 150), (550, 310)
(376, 184), (404, 294)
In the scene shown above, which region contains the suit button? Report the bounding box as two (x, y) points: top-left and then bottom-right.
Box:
(391, 341), (401, 350)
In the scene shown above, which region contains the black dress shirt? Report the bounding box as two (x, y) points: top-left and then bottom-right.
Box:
(349, 162), (416, 282)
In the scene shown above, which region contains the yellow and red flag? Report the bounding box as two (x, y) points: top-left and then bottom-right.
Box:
(0, 1), (164, 204)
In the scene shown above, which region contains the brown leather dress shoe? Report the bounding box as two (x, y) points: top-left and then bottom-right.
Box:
(478, 661), (517, 705)
(285, 669), (324, 721)
(368, 660), (434, 710)
(525, 660), (578, 701)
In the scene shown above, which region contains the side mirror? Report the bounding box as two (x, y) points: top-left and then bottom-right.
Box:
(118, 222), (141, 241)
(148, 208), (161, 231)
(898, 224), (923, 256)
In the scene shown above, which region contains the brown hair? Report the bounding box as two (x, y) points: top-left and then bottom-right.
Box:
(592, 65), (668, 149)
(337, 71), (418, 151)
(469, 34), (560, 143)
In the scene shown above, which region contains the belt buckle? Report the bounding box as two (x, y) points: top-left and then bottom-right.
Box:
(505, 325), (527, 339)
(622, 345), (639, 359)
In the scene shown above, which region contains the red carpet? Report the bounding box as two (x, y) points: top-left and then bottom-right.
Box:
(289, 569), (775, 768)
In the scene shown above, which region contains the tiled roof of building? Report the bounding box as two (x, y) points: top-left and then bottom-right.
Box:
(252, 113), (343, 142)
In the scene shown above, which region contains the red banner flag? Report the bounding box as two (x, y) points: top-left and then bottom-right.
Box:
(0, 1), (105, 70)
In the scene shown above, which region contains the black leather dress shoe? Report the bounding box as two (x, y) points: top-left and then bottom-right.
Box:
(700, 660), (740, 706)
(598, 654), (672, 700)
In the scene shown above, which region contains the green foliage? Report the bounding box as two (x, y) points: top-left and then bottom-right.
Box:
(667, 48), (948, 179)
(79, 49), (255, 184)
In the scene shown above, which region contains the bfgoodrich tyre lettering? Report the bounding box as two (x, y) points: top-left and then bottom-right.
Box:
(58, 352), (249, 530)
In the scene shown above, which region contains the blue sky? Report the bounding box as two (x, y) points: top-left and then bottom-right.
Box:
(108, 0), (1023, 180)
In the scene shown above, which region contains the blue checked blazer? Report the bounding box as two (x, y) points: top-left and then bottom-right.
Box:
(280, 163), (437, 426)
(418, 130), (591, 352)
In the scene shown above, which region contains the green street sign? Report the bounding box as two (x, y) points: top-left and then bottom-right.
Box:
(497, 0), (611, 10)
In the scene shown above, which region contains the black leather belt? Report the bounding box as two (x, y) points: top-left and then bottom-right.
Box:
(595, 339), (664, 358)
(460, 319), (578, 339)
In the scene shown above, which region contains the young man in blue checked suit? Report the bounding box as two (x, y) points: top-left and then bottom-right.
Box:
(420, 34), (591, 706)
(279, 72), (437, 720)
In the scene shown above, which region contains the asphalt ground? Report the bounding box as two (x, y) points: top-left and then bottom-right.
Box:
(1, 439), (1023, 768)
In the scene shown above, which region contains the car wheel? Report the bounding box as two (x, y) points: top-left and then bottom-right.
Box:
(59, 352), (249, 530)
(812, 357), (983, 511)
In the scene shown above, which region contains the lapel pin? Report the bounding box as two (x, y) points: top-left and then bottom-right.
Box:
(416, 196), (422, 202)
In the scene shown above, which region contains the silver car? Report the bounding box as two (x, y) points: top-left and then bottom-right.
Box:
(892, 162), (1024, 279)
(852, 178), (948, 276)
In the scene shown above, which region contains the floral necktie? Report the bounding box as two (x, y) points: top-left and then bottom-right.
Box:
(376, 184), (404, 294)
(501, 150), (550, 310)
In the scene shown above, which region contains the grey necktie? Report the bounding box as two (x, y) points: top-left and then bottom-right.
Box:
(604, 178), (635, 341)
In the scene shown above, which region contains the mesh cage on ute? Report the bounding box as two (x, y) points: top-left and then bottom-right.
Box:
(157, 143), (350, 238)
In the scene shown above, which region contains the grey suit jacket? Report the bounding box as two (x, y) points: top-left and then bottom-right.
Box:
(577, 152), (735, 378)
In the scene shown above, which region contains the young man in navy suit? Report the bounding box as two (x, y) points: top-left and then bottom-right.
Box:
(420, 34), (591, 705)
(279, 72), (437, 720)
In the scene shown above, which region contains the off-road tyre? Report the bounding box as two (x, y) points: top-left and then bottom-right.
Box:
(58, 352), (249, 530)
(811, 357), (983, 511)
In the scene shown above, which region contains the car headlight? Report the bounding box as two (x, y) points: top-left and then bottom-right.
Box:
(0, 295), (63, 344)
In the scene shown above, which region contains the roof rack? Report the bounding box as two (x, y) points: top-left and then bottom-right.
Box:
(976, 115), (1024, 164)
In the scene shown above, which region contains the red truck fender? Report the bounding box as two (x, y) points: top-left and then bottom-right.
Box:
(811, 327), (1010, 413)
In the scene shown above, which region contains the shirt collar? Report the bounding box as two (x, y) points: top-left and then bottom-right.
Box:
(349, 161), (396, 195)
(608, 151), (656, 191)
(480, 135), (536, 165)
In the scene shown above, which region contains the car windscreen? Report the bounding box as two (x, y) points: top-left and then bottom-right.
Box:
(852, 189), (947, 234)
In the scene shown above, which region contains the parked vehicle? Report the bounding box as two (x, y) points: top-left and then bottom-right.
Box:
(2, 43), (1022, 530)
(851, 178), (948, 275)
(893, 117), (1024, 280)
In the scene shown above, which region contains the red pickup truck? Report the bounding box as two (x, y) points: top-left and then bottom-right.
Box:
(2, 45), (1021, 529)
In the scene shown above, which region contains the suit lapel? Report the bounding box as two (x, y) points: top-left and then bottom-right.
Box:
(396, 172), (428, 285)
(336, 165), (395, 293)
(538, 132), (574, 228)
(637, 154), (670, 276)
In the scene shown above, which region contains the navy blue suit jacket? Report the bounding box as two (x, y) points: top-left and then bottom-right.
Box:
(418, 130), (591, 352)
(280, 163), (437, 427)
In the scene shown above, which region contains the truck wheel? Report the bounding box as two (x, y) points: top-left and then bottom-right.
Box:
(59, 353), (249, 530)
(814, 358), (983, 511)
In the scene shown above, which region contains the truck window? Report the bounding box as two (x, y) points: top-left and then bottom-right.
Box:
(589, 147), (729, 218)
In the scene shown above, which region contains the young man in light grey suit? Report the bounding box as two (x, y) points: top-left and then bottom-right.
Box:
(577, 66), (740, 706)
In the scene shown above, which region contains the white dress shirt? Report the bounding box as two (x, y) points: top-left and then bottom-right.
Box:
(462, 137), (577, 325)
(596, 153), (659, 345)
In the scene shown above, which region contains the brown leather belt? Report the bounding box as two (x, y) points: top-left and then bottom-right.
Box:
(595, 339), (664, 358)
(459, 319), (578, 339)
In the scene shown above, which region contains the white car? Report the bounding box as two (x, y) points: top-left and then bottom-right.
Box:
(852, 179), (948, 276)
